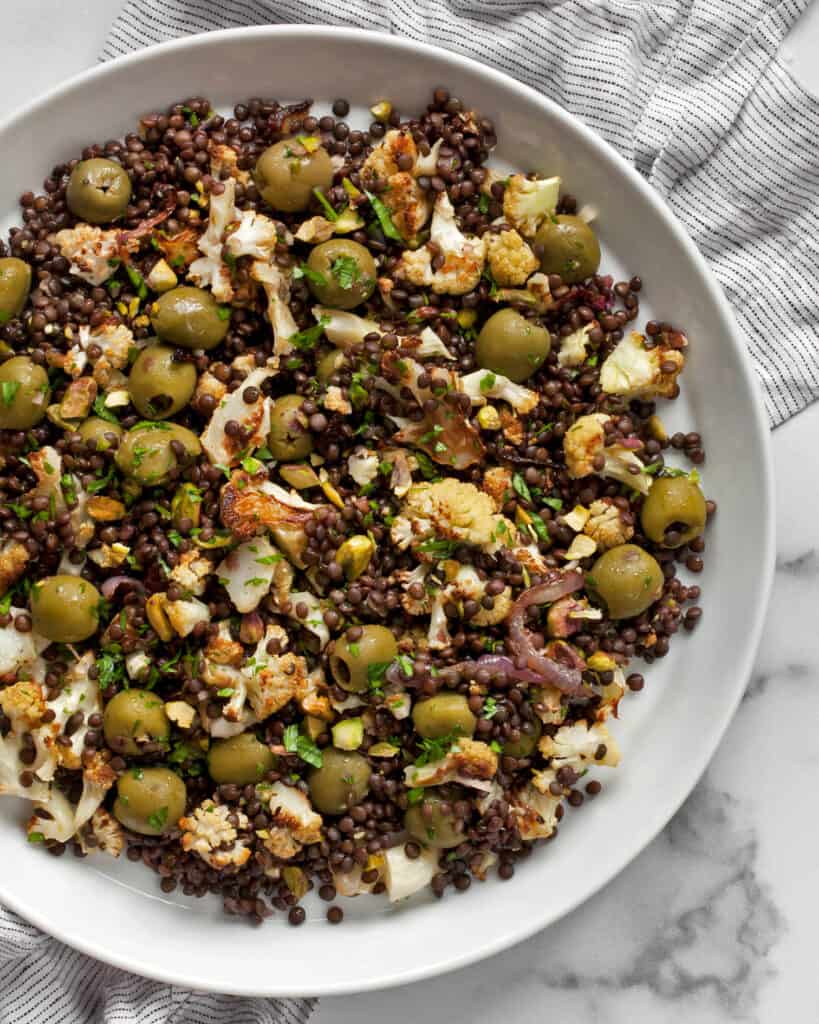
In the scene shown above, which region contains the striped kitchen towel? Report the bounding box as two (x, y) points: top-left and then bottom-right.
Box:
(1, 1), (816, 1023)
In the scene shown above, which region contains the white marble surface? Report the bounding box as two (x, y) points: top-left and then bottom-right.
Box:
(1, 4), (818, 1021)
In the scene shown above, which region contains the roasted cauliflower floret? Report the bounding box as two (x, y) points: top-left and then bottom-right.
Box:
(80, 808), (125, 857)
(492, 271), (554, 313)
(383, 845), (439, 903)
(460, 369), (539, 414)
(200, 367), (274, 468)
(502, 174), (560, 237)
(442, 564), (513, 627)
(394, 192), (484, 295)
(538, 720), (621, 769)
(484, 228), (539, 285)
(398, 478), (510, 552)
(405, 738), (498, 789)
(583, 498), (635, 551)
(600, 331), (686, 399)
(188, 177), (237, 302)
(563, 413), (653, 496)
(225, 209), (280, 262)
(180, 801), (252, 869)
(260, 781), (323, 860)
(361, 130), (431, 241)
(481, 466), (513, 511)
(169, 549), (213, 597)
(247, 650), (309, 719)
(558, 324), (593, 368)
(512, 782), (561, 840)
(216, 535), (280, 614)
(53, 225), (137, 286)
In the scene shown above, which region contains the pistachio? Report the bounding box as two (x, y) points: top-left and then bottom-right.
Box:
(171, 482), (202, 530)
(282, 866), (309, 900)
(304, 715), (329, 741)
(87, 496), (126, 521)
(280, 463), (321, 490)
(319, 470), (344, 509)
(587, 651), (618, 673)
(145, 593), (174, 642)
(647, 414), (668, 443)
(165, 700), (196, 729)
(335, 535), (375, 581)
(369, 100), (393, 122)
(477, 405), (501, 430)
(368, 742), (400, 757)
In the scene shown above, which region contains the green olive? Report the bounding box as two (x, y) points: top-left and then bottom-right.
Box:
(0, 356), (50, 429)
(306, 239), (377, 310)
(329, 625), (398, 694)
(103, 688), (171, 756)
(66, 158), (132, 224)
(77, 416), (124, 451)
(115, 422), (201, 485)
(412, 693), (476, 740)
(534, 215), (601, 284)
(404, 787), (467, 849)
(30, 575), (101, 642)
(254, 138), (334, 213)
(641, 477), (707, 548)
(587, 544), (664, 620)
(208, 733), (276, 784)
(113, 767), (186, 836)
(267, 394), (313, 461)
(316, 348), (346, 385)
(307, 748), (371, 815)
(150, 286), (229, 351)
(128, 343), (197, 419)
(503, 715), (543, 757)
(0, 258), (32, 321)
(475, 308), (551, 383)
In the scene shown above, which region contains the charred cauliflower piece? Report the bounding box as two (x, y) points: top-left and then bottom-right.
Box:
(180, 801), (252, 869)
(502, 174), (561, 237)
(394, 192), (484, 295)
(394, 478), (515, 554)
(405, 738), (498, 789)
(538, 720), (621, 769)
(583, 498), (635, 551)
(600, 331), (686, 399)
(563, 413), (653, 496)
(259, 782), (323, 860)
(484, 228), (539, 285)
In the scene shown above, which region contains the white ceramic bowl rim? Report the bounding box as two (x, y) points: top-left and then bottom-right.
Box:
(0, 24), (775, 997)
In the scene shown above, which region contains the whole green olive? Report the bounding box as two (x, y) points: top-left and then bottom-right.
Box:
(208, 733), (276, 785)
(503, 716), (543, 758)
(534, 215), (601, 284)
(113, 767), (187, 836)
(475, 308), (551, 383)
(254, 138), (334, 213)
(641, 477), (707, 548)
(30, 575), (101, 642)
(329, 625), (398, 694)
(587, 543), (664, 620)
(412, 693), (476, 740)
(103, 688), (171, 756)
(267, 394), (313, 461)
(316, 348), (347, 385)
(404, 787), (467, 849)
(0, 258), (32, 321)
(77, 416), (123, 451)
(307, 748), (371, 815)
(66, 158), (132, 224)
(115, 422), (201, 485)
(0, 356), (50, 429)
(150, 286), (229, 351)
(306, 239), (377, 310)
(128, 343), (197, 419)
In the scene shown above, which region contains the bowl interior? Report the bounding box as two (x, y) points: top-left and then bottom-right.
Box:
(0, 26), (774, 997)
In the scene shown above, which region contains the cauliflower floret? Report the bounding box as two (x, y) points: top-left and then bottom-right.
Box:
(0, 540), (28, 598)
(427, 591), (451, 651)
(583, 498), (635, 551)
(312, 305), (380, 350)
(225, 209), (280, 261)
(216, 536), (280, 614)
(361, 129), (418, 182)
(347, 447), (380, 487)
(324, 385), (352, 415)
(295, 216), (336, 244)
(44, 652), (102, 773)
(79, 808), (125, 857)
(512, 782), (561, 840)
(394, 192), (484, 295)
(87, 543), (130, 569)
(74, 754), (118, 830)
(558, 324), (594, 369)
(26, 754), (116, 845)
(188, 177), (237, 302)
(361, 131), (431, 240)
(247, 645), (308, 720)
(165, 700), (196, 730)
(210, 142), (249, 183)
(79, 322), (134, 387)
(53, 225), (136, 286)
(443, 564), (513, 627)
(193, 370), (227, 408)
(460, 369), (539, 414)
(538, 720), (621, 769)
(484, 229), (539, 285)
(0, 681), (57, 789)
(600, 331), (686, 399)
(220, 471), (323, 547)
(260, 781), (323, 860)
(180, 801), (252, 869)
(401, 326), (456, 361)
(502, 174), (560, 237)
(482, 466), (513, 511)
(251, 261), (299, 356)
(563, 413), (653, 496)
(405, 738), (498, 790)
(493, 271), (554, 313)
(204, 621), (245, 667)
(383, 845), (439, 902)
(401, 479), (508, 551)
(170, 549), (213, 597)
(164, 597), (210, 637)
(200, 367), (275, 468)
(546, 595), (603, 638)
(287, 591), (330, 650)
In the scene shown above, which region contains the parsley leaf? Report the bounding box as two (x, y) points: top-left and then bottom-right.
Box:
(512, 473), (532, 503)
(290, 315), (331, 351)
(1, 381), (20, 407)
(282, 724), (323, 768)
(330, 254), (360, 290)
(92, 395), (119, 424)
(294, 263), (328, 287)
(479, 372), (497, 394)
(482, 696), (499, 719)
(416, 537), (460, 559)
(146, 806), (169, 830)
(529, 511), (551, 544)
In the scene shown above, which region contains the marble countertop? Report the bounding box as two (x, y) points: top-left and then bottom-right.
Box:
(2, 5), (818, 1021)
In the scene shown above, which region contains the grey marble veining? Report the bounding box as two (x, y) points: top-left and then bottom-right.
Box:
(1, 3), (819, 1021)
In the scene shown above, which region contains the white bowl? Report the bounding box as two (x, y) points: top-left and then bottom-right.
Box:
(0, 25), (774, 997)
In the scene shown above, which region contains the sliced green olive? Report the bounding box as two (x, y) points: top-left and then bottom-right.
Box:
(128, 343), (197, 419)
(150, 286), (229, 351)
(587, 543), (664, 620)
(534, 215), (601, 284)
(404, 787), (467, 849)
(329, 625), (398, 694)
(113, 767), (186, 836)
(412, 694), (476, 740)
(102, 688), (170, 756)
(66, 158), (132, 224)
(267, 394), (313, 461)
(475, 308), (551, 383)
(503, 716), (543, 757)
(254, 138), (334, 213)
(0, 258), (32, 321)
(77, 416), (123, 450)
(115, 422), (200, 485)
(208, 733), (276, 784)
(307, 748), (371, 815)
(306, 239), (377, 310)
(0, 356), (50, 429)
(641, 476), (707, 548)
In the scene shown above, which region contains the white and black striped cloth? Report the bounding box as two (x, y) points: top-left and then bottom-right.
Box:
(2, 1), (817, 1022)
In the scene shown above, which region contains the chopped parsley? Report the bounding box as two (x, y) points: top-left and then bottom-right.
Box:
(416, 537), (460, 559)
(512, 473), (532, 503)
(529, 511), (551, 544)
(290, 315), (331, 351)
(479, 372), (497, 393)
(483, 696), (499, 719)
(146, 806), (169, 831)
(92, 395), (119, 424)
(366, 660), (392, 698)
(294, 263), (327, 287)
(330, 254), (360, 290)
(1, 381), (20, 407)
(416, 732), (461, 767)
(124, 264), (148, 300)
(282, 724), (323, 768)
